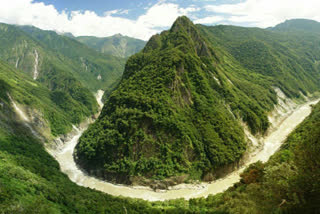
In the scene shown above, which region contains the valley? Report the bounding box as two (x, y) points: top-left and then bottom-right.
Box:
(1, 8), (320, 213)
(46, 88), (320, 201)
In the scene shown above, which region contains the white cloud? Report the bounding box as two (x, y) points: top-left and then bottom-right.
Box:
(194, 16), (224, 24)
(137, 3), (199, 29)
(0, 0), (198, 40)
(104, 9), (129, 16)
(205, 0), (320, 27)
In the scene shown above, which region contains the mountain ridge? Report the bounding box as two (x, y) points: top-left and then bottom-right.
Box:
(76, 34), (146, 58)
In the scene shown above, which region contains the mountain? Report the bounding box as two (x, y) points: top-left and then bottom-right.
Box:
(1, 16), (320, 213)
(75, 17), (320, 186)
(271, 19), (320, 34)
(17, 25), (126, 92)
(76, 34), (146, 58)
(0, 23), (128, 134)
(197, 24), (320, 96)
(0, 58), (94, 138)
(0, 25), (102, 135)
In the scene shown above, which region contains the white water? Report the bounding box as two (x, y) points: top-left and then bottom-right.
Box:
(95, 90), (104, 109)
(15, 57), (19, 68)
(33, 50), (39, 80)
(47, 91), (319, 201)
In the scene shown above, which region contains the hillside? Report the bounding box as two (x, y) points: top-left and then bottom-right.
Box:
(0, 61), (164, 213)
(0, 59), (98, 136)
(0, 23), (125, 92)
(184, 100), (320, 213)
(197, 24), (320, 97)
(1, 56), (319, 213)
(76, 34), (146, 58)
(271, 19), (320, 34)
(1, 15), (320, 213)
(17, 25), (126, 92)
(74, 16), (320, 187)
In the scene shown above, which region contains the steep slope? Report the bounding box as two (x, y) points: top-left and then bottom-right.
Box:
(0, 68), (165, 213)
(76, 34), (146, 58)
(0, 59), (93, 137)
(186, 100), (320, 213)
(197, 24), (320, 97)
(0, 23), (104, 129)
(76, 17), (295, 185)
(17, 25), (126, 91)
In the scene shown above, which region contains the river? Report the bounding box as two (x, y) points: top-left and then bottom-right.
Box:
(46, 91), (319, 201)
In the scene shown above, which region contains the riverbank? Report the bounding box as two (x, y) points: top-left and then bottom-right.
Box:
(46, 90), (320, 201)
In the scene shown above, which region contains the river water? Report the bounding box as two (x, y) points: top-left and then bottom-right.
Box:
(46, 92), (319, 201)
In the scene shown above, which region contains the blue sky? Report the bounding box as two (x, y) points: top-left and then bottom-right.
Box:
(1, 0), (319, 40)
(32, 0), (242, 18)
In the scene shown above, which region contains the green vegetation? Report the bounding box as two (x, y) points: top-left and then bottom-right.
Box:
(0, 99), (171, 213)
(0, 58), (182, 213)
(1, 81), (319, 213)
(197, 23), (320, 97)
(17, 25), (126, 92)
(76, 17), (320, 185)
(0, 22), (130, 134)
(176, 101), (320, 213)
(0, 60), (96, 136)
(1, 17), (320, 213)
(76, 34), (146, 58)
(271, 18), (320, 34)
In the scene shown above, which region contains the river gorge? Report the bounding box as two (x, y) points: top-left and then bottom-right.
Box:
(39, 89), (319, 201)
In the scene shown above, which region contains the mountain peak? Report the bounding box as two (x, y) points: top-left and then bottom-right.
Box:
(170, 16), (195, 33)
(142, 16), (213, 58)
(113, 33), (123, 37)
(272, 19), (320, 34)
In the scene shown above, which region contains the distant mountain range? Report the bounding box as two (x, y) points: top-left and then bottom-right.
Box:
(75, 34), (146, 58)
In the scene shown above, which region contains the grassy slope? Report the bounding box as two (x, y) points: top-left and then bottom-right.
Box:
(76, 34), (146, 58)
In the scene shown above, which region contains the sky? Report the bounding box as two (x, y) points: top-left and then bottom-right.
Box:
(1, 0), (320, 40)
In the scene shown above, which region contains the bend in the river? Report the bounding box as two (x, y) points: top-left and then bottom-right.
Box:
(47, 91), (320, 201)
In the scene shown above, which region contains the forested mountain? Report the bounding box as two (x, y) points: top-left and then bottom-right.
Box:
(75, 16), (320, 186)
(1, 54), (319, 213)
(76, 34), (146, 58)
(0, 59), (95, 136)
(14, 25), (126, 92)
(0, 25), (101, 135)
(0, 23), (127, 134)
